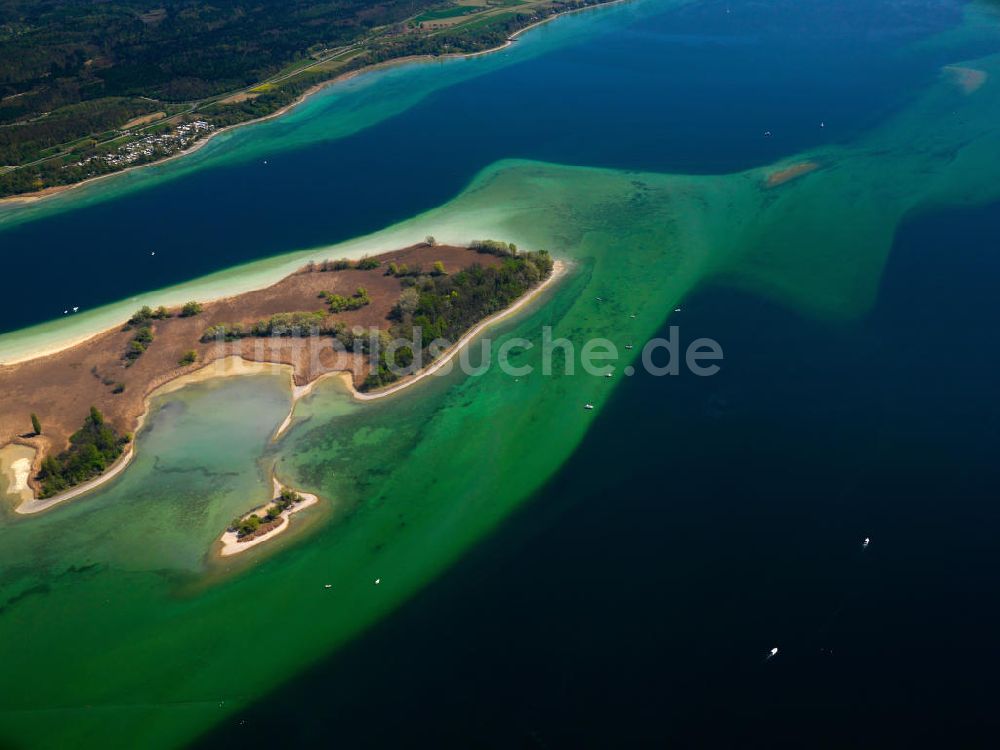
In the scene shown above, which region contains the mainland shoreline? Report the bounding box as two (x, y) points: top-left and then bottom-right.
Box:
(0, 0), (626, 208)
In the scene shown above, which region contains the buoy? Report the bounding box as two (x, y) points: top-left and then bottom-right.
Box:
(374, 578), (381, 585)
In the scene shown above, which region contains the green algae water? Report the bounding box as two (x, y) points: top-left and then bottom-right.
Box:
(2, 0), (1000, 746)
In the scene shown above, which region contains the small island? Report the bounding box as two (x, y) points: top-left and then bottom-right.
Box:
(218, 478), (319, 557)
(0, 240), (559, 515)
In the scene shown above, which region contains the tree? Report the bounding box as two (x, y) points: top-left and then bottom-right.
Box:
(433, 260), (446, 276)
(180, 301), (203, 317)
(178, 350), (197, 366)
(425, 235), (437, 246)
(89, 406), (104, 426)
(30, 413), (41, 435)
(394, 287), (420, 320)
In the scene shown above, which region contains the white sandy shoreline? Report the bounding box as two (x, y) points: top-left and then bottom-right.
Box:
(1, 260), (567, 515)
(277, 258), (567, 434)
(217, 477), (319, 556)
(13, 448), (135, 515)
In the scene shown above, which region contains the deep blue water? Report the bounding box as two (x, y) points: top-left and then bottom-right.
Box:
(198, 197), (1000, 747)
(0, 0), (969, 334)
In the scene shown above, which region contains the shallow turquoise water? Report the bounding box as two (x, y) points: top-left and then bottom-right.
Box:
(0, 0), (999, 747)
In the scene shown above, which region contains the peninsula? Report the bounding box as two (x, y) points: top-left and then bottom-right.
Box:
(0, 240), (556, 512)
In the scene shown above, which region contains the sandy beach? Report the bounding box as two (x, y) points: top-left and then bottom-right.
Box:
(0, 443), (36, 507)
(217, 477), (320, 556)
(14, 448), (135, 515)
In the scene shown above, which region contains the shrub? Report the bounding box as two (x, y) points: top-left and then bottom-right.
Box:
(180, 301), (203, 317)
(127, 305), (154, 327)
(321, 287), (370, 313)
(178, 350), (197, 366)
(321, 258), (352, 271)
(470, 239), (517, 257)
(124, 325), (154, 365)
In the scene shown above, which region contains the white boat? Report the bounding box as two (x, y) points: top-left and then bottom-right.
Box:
(768, 647), (779, 659)
(374, 578), (381, 585)
(605, 372), (613, 378)
(624, 344), (633, 350)
(324, 584), (332, 589)
(863, 537), (870, 548)
(584, 403), (594, 410)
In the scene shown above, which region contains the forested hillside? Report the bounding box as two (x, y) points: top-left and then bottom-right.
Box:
(0, 0), (608, 196)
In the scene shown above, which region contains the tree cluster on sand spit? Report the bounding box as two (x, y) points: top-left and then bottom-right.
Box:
(386, 261), (446, 278)
(230, 488), (304, 539)
(124, 325), (154, 366)
(126, 305), (171, 328)
(309, 256), (382, 272)
(201, 311), (340, 342)
(360, 248), (553, 391)
(320, 287), (370, 313)
(36, 407), (130, 498)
